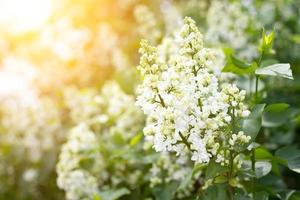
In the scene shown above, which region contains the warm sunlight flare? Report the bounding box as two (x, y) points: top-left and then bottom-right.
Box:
(0, 0), (52, 33)
(0, 1), (299, 199)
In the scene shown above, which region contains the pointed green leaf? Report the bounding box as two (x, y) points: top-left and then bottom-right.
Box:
(275, 146), (300, 174)
(255, 63), (293, 80)
(262, 103), (290, 127)
(255, 148), (273, 160)
(129, 132), (143, 146)
(243, 104), (266, 142)
(222, 55), (257, 75)
(260, 29), (275, 53)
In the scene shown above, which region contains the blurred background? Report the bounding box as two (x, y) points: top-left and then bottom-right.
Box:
(0, 0), (299, 199)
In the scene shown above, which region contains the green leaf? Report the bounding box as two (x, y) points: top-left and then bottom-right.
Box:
(279, 190), (297, 200)
(255, 63), (293, 80)
(79, 157), (95, 170)
(129, 132), (143, 146)
(260, 29), (275, 53)
(275, 146), (300, 173)
(98, 188), (130, 200)
(289, 192), (300, 200)
(291, 34), (300, 44)
(205, 161), (227, 180)
(262, 103), (290, 127)
(275, 146), (300, 162)
(222, 55), (256, 75)
(201, 184), (229, 200)
(261, 59), (278, 68)
(112, 133), (126, 145)
(234, 194), (251, 200)
(229, 178), (240, 188)
(255, 148), (273, 160)
(254, 191), (269, 200)
(231, 55), (252, 69)
(214, 175), (228, 184)
(242, 119), (261, 142)
(243, 104), (266, 142)
(153, 182), (178, 200)
(288, 157), (300, 173)
(94, 194), (102, 200)
(255, 161), (272, 178)
(249, 104), (266, 119)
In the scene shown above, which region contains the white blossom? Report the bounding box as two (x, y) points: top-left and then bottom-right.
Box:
(205, 0), (258, 61)
(134, 5), (161, 44)
(136, 17), (251, 165)
(57, 81), (145, 200)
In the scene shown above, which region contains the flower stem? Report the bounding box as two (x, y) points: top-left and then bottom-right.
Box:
(251, 50), (264, 195)
(178, 132), (194, 152)
(227, 108), (235, 200)
(255, 75), (259, 103)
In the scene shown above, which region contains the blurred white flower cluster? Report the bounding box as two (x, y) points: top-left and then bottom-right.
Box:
(1, 97), (62, 162)
(57, 81), (145, 200)
(205, 0), (258, 60)
(64, 82), (144, 137)
(134, 5), (161, 44)
(136, 17), (250, 164)
(0, 56), (62, 164)
(57, 124), (102, 200)
(0, 92), (62, 196)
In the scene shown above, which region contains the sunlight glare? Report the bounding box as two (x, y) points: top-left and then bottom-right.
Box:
(0, 0), (53, 34)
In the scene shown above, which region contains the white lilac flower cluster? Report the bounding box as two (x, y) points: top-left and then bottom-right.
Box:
(38, 19), (129, 70)
(205, 0), (258, 61)
(89, 24), (129, 69)
(57, 81), (145, 200)
(64, 87), (101, 125)
(38, 19), (90, 62)
(0, 57), (64, 197)
(0, 95), (62, 197)
(64, 82), (144, 137)
(134, 5), (161, 45)
(56, 124), (103, 200)
(157, 32), (225, 78)
(0, 96), (62, 163)
(136, 17), (251, 165)
(160, 0), (183, 35)
(97, 82), (145, 138)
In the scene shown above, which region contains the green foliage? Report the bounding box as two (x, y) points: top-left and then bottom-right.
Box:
(152, 182), (178, 200)
(97, 188), (130, 200)
(200, 184), (229, 200)
(243, 104), (265, 142)
(223, 55), (257, 75)
(260, 29), (275, 53)
(255, 63), (293, 80)
(262, 103), (291, 127)
(205, 161), (227, 181)
(275, 146), (300, 173)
